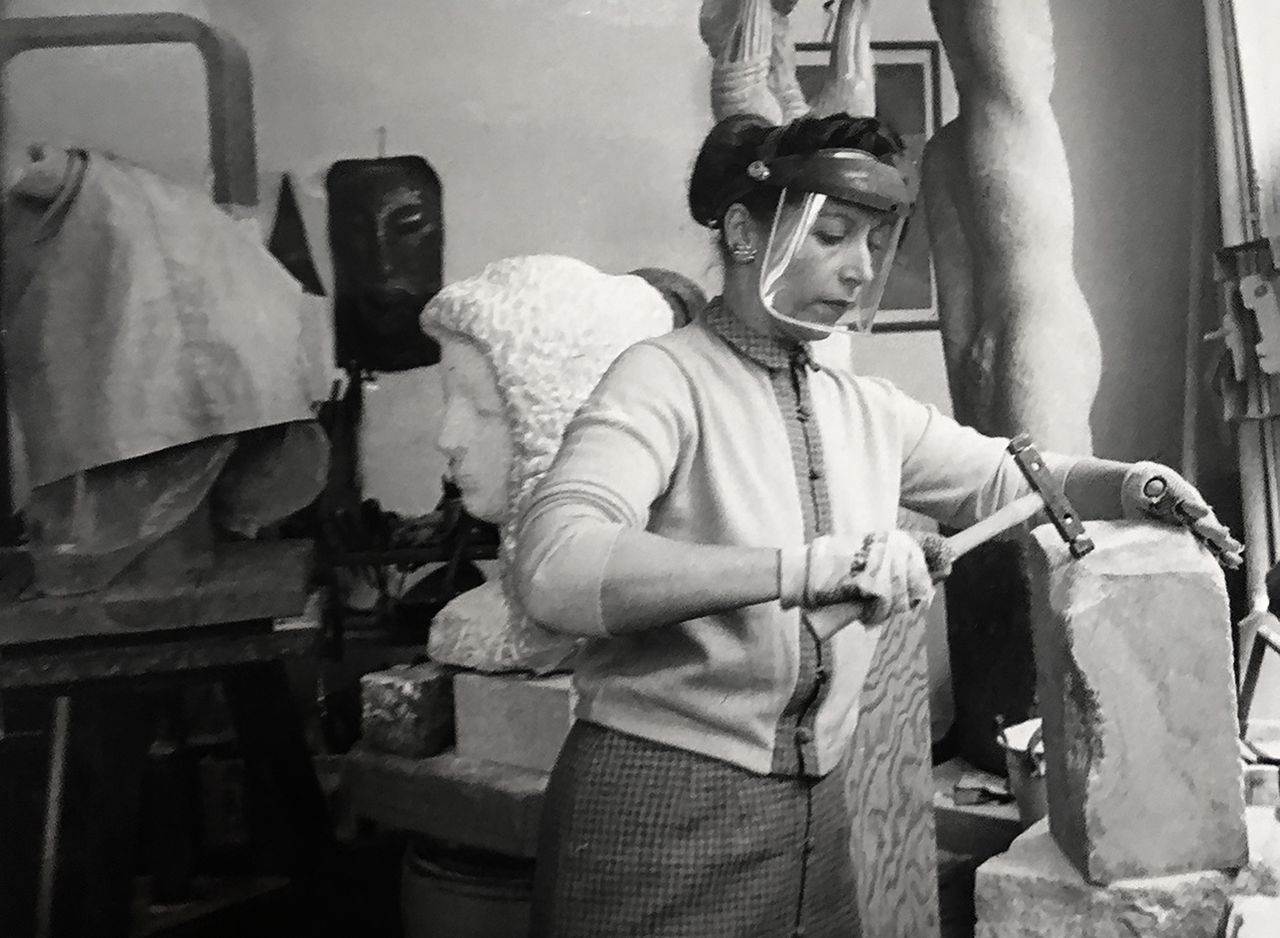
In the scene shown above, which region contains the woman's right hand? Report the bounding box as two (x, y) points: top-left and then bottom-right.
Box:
(779, 531), (935, 626)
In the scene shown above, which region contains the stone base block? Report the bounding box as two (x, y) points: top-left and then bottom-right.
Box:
(1227, 896), (1280, 937)
(345, 747), (546, 857)
(977, 808), (1280, 938)
(454, 672), (573, 773)
(974, 820), (1232, 938)
(360, 662), (454, 758)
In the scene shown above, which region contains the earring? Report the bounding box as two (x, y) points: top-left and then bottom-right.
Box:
(730, 242), (757, 265)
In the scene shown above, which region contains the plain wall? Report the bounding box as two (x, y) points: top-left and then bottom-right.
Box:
(5, 1), (1243, 728)
(6, 0), (1209, 491)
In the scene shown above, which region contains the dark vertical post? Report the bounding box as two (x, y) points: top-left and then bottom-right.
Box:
(0, 5), (20, 545)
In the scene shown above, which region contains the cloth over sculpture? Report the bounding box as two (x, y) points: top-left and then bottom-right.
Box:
(3, 148), (330, 593)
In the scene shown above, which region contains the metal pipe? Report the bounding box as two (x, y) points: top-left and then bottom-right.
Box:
(0, 13), (258, 207)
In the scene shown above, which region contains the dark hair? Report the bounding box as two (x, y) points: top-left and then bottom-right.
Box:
(628, 267), (709, 327)
(687, 113), (906, 229)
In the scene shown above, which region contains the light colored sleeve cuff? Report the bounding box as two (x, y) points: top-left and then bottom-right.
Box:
(777, 545), (808, 609)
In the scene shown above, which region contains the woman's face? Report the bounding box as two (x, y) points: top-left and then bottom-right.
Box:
(435, 336), (513, 524)
(764, 199), (899, 342)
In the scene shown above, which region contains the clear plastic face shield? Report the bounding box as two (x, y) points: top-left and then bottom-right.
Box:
(752, 150), (912, 335)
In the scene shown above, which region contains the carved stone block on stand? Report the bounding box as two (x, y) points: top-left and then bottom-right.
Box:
(454, 672), (573, 773)
(1028, 521), (1248, 884)
(360, 662), (454, 759)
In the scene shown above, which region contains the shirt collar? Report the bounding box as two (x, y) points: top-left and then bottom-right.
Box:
(703, 296), (819, 372)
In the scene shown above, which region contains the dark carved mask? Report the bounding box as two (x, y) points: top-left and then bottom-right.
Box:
(327, 155), (443, 371)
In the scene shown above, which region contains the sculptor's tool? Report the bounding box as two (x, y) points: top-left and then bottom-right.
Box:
(919, 434), (1094, 578)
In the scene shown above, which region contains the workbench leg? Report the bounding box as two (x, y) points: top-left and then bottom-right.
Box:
(145, 690), (197, 904)
(222, 659), (333, 886)
(0, 698), (52, 938)
(38, 690), (155, 938)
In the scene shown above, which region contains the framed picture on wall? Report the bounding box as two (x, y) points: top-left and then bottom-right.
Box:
(795, 41), (943, 331)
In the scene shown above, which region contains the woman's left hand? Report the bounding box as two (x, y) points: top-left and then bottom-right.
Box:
(1121, 462), (1244, 569)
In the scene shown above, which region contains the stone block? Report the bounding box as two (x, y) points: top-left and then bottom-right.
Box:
(360, 662), (454, 758)
(974, 820), (1233, 938)
(1227, 896), (1280, 937)
(454, 672), (573, 773)
(1028, 521), (1248, 883)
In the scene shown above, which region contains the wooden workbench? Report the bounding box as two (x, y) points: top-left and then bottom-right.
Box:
(0, 539), (333, 938)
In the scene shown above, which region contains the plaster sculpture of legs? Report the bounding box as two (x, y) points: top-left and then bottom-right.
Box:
(923, 0), (1100, 448)
(701, 0), (875, 121)
(923, 0), (1104, 774)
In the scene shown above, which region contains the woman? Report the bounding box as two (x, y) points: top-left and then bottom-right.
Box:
(513, 113), (1241, 937)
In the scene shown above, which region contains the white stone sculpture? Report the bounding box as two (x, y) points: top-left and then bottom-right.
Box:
(419, 255), (674, 673)
(700, 0), (875, 122)
(922, 0), (1100, 451)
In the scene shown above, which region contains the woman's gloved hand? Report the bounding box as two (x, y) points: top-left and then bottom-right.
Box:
(779, 532), (935, 639)
(1120, 461), (1244, 569)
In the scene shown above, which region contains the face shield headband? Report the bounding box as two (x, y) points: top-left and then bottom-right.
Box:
(749, 149), (913, 335)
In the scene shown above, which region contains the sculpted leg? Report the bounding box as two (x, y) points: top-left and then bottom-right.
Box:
(921, 121), (990, 432)
(925, 0), (1100, 452)
(926, 0), (1103, 775)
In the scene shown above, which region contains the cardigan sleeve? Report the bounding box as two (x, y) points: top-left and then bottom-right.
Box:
(890, 383), (1079, 529)
(514, 342), (691, 636)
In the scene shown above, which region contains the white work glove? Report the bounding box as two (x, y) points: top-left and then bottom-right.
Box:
(779, 532), (936, 640)
(1120, 461), (1244, 569)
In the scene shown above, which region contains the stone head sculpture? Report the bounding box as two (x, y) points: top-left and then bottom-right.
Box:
(419, 254), (675, 672)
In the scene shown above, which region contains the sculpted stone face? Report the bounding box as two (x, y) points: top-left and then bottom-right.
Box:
(435, 335), (513, 525)
(326, 155), (443, 371)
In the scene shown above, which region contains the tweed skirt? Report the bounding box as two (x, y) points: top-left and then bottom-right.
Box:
(530, 720), (860, 938)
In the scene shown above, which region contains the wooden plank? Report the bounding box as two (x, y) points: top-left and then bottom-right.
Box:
(345, 747), (548, 858)
(0, 626), (317, 690)
(1205, 0), (1256, 244)
(0, 540), (313, 648)
(132, 875), (292, 938)
(1231, 0), (1280, 235)
(1205, 0), (1280, 720)
(844, 602), (939, 937)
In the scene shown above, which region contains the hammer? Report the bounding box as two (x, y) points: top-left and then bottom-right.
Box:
(804, 435), (1092, 637)
(917, 434), (1094, 578)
